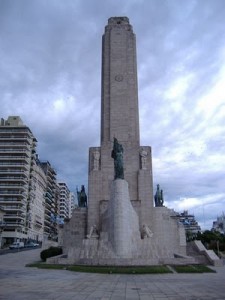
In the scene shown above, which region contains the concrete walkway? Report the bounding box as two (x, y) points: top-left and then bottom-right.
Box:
(0, 249), (225, 300)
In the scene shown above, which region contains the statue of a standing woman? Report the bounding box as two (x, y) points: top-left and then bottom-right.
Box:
(111, 138), (124, 179)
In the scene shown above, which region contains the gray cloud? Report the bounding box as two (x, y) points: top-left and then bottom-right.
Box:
(1, 0), (225, 229)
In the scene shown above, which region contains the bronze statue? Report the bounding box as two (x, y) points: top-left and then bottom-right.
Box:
(154, 184), (164, 207)
(111, 137), (124, 179)
(77, 185), (87, 207)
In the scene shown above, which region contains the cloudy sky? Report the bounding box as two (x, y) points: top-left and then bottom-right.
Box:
(1, 0), (225, 230)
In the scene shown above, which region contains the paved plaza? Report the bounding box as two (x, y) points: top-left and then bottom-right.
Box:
(0, 249), (225, 300)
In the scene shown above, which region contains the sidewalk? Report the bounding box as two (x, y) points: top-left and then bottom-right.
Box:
(0, 249), (225, 300)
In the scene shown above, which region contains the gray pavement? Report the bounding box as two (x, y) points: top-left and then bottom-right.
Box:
(0, 249), (225, 300)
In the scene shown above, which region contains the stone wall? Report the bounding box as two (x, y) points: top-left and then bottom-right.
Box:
(152, 207), (187, 256)
(62, 207), (87, 253)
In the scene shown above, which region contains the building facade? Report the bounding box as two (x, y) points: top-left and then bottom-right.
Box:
(212, 213), (225, 234)
(177, 210), (201, 239)
(69, 192), (76, 218)
(27, 158), (46, 242)
(0, 116), (38, 245)
(58, 182), (71, 219)
(0, 116), (65, 247)
(40, 161), (58, 241)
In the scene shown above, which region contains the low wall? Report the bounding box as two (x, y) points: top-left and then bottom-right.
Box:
(193, 240), (223, 267)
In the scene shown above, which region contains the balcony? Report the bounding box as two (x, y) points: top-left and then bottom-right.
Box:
(4, 219), (25, 226)
(44, 218), (51, 226)
(0, 148), (30, 154)
(0, 163), (30, 171)
(0, 196), (26, 202)
(0, 134), (32, 140)
(0, 183), (27, 190)
(34, 219), (43, 227)
(45, 197), (52, 206)
(0, 155), (30, 161)
(45, 191), (53, 198)
(4, 214), (25, 220)
(0, 176), (28, 183)
(0, 169), (29, 175)
(44, 205), (52, 214)
(0, 189), (27, 195)
(3, 205), (26, 212)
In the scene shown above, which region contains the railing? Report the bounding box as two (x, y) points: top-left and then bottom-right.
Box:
(0, 155), (30, 159)
(0, 197), (25, 200)
(4, 214), (25, 219)
(0, 183), (27, 187)
(3, 221), (24, 226)
(0, 170), (29, 174)
(0, 176), (27, 179)
(0, 149), (29, 152)
(0, 141), (29, 145)
(0, 162), (29, 166)
(0, 191), (26, 195)
(0, 135), (27, 138)
(1, 205), (25, 210)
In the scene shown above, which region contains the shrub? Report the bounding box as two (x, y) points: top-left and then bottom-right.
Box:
(40, 246), (62, 262)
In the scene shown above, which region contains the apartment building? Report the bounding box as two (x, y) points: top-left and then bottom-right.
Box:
(69, 192), (76, 218)
(178, 210), (201, 237)
(0, 116), (72, 246)
(27, 158), (46, 242)
(58, 182), (71, 219)
(40, 161), (58, 240)
(0, 116), (38, 245)
(212, 213), (225, 234)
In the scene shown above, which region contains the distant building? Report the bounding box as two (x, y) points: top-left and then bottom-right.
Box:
(212, 213), (225, 234)
(177, 210), (201, 237)
(69, 192), (77, 217)
(26, 157), (46, 242)
(39, 161), (58, 240)
(58, 182), (75, 219)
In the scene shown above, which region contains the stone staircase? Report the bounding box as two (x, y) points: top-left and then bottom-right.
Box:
(187, 241), (223, 266)
(186, 242), (209, 264)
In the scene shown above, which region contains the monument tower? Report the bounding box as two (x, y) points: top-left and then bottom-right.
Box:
(101, 16), (139, 144)
(60, 17), (188, 265)
(88, 17), (153, 235)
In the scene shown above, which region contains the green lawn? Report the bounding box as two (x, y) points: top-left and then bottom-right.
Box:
(27, 263), (172, 274)
(172, 265), (216, 273)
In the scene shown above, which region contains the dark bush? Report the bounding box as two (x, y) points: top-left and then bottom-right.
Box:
(40, 246), (62, 262)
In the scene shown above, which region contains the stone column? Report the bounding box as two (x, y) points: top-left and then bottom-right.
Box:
(108, 179), (140, 258)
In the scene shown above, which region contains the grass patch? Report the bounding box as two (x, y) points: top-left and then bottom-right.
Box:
(26, 263), (68, 270)
(26, 263), (172, 274)
(172, 265), (216, 273)
(67, 265), (172, 274)
(27, 263), (216, 274)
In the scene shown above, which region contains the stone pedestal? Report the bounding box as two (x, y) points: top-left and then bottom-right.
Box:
(108, 179), (140, 258)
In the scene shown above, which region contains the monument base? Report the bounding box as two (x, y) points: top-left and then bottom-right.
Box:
(53, 181), (194, 266)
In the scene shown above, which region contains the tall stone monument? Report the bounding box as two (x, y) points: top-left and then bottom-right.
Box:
(57, 17), (190, 265)
(88, 16), (153, 237)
